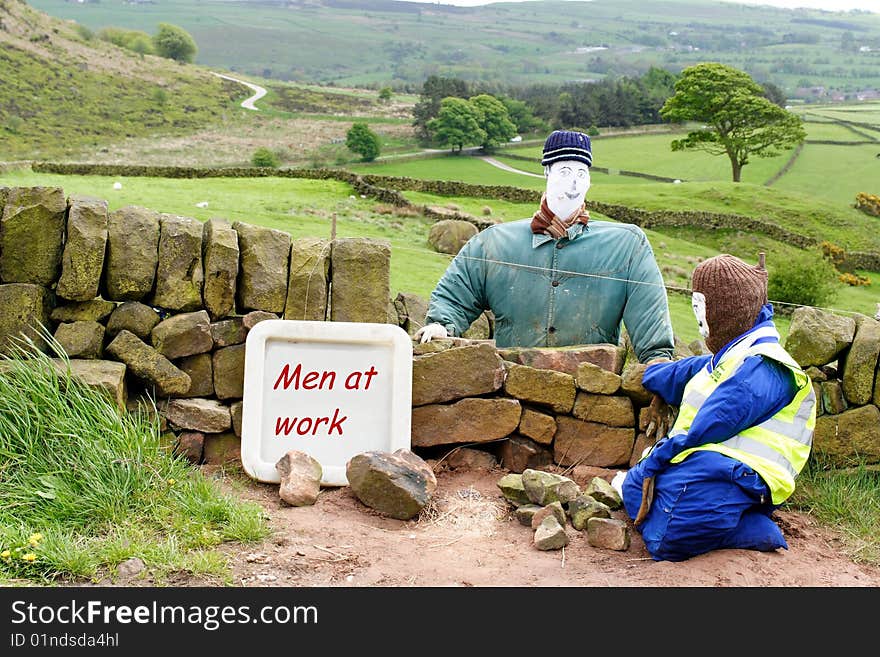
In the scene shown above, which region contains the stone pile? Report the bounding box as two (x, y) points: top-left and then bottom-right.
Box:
(497, 468), (629, 551)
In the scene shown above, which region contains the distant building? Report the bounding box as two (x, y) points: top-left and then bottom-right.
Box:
(855, 89), (880, 101)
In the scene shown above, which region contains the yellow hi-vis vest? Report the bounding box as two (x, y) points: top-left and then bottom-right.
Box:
(667, 326), (816, 505)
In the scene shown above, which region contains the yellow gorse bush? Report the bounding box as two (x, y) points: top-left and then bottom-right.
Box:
(855, 192), (880, 217)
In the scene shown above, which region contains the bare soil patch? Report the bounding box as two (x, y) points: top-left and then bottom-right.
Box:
(204, 465), (880, 588)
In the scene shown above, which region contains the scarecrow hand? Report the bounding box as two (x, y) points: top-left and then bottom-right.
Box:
(414, 323), (448, 344)
(644, 393), (676, 443)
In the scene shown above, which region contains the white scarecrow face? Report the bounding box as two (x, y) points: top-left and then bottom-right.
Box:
(545, 160), (591, 219)
(692, 291), (709, 338)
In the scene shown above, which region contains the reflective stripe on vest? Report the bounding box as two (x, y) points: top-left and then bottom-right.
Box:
(668, 333), (816, 505)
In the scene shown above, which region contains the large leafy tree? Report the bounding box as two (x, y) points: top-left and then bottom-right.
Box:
(427, 97), (485, 152)
(345, 122), (381, 162)
(412, 75), (470, 142)
(469, 94), (517, 151)
(500, 96), (544, 134)
(660, 62), (805, 182)
(152, 23), (198, 63)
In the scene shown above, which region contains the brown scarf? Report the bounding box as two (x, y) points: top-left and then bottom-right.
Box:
(530, 194), (590, 239)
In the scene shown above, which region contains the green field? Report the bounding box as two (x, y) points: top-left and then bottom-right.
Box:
(0, 168), (452, 304)
(773, 142), (880, 206)
(352, 156), (549, 191)
(503, 134), (795, 184)
(803, 121), (875, 142)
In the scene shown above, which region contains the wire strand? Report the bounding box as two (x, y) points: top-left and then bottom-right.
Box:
(384, 243), (872, 318)
(285, 238), (874, 321)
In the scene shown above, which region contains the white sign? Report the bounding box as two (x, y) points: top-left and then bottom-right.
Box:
(240, 320), (413, 486)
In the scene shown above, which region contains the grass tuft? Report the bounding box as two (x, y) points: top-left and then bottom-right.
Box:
(0, 329), (268, 584)
(789, 457), (880, 564)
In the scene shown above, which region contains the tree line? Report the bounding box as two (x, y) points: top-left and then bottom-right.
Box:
(412, 67), (683, 147)
(409, 63), (803, 183)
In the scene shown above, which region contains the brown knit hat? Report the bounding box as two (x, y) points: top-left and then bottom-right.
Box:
(691, 254), (768, 354)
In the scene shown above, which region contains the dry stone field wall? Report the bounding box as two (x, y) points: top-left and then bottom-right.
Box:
(411, 306), (880, 475)
(0, 185), (394, 465)
(0, 185), (878, 473)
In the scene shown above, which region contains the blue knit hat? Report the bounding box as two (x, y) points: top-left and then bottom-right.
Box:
(541, 130), (592, 168)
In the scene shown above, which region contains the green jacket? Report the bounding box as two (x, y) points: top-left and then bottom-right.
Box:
(425, 218), (675, 363)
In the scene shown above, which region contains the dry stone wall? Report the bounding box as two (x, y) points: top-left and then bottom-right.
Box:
(0, 186), (394, 465)
(1, 185), (877, 473)
(410, 307), (880, 474)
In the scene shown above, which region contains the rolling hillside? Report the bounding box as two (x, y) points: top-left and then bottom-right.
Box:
(0, 0), (417, 161)
(25, 0), (880, 97)
(0, 0), (247, 158)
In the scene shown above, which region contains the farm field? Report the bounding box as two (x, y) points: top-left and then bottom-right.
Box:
(801, 120), (872, 141)
(0, 168), (451, 307)
(501, 134), (794, 184)
(352, 156), (549, 191)
(772, 142), (880, 207)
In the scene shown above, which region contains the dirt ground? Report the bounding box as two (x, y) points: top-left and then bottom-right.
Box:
(210, 463), (880, 588)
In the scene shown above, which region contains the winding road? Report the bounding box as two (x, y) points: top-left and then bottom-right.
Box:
(204, 78), (653, 184)
(212, 72), (267, 111)
(203, 77), (555, 181)
(480, 156), (544, 178)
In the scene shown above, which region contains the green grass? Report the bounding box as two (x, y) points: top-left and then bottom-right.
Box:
(490, 155), (654, 186)
(803, 121), (876, 142)
(505, 134), (793, 185)
(773, 142), (880, 206)
(790, 460), (880, 565)
(0, 32), (242, 160)
(351, 154), (549, 190)
(0, 168), (451, 304)
(0, 332), (269, 584)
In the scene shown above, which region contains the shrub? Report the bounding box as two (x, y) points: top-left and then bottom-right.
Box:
(251, 147), (280, 168)
(345, 122), (381, 162)
(854, 192), (880, 217)
(152, 23), (198, 63)
(74, 23), (93, 41)
(98, 27), (154, 55)
(587, 125), (600, 136)
(128, 35), (155, 57)
(838, 272), (871, 287)
(768, 249), (839, 313)
(4, 115), (23, 134)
